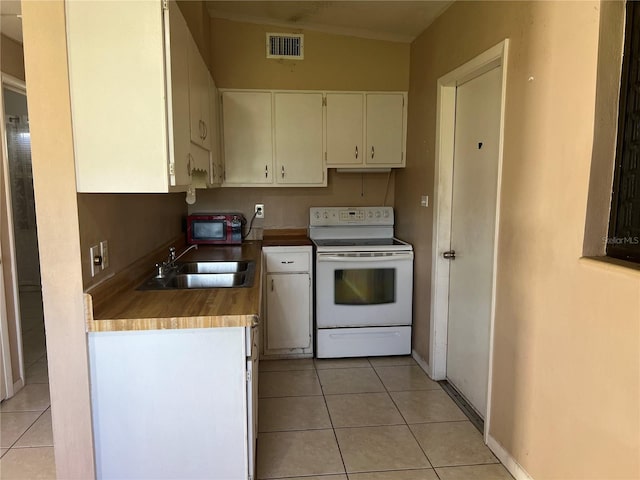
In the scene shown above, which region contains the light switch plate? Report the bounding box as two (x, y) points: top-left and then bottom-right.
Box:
(100, 240), (109, 269)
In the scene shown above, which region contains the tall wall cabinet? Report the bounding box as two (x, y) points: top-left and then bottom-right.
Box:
(66, 0), (217, 193)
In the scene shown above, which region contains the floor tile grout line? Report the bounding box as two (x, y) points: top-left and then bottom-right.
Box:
(2, 405), (49, 452)
(315, 363), (349, 477)
(370, 363), (438, 472)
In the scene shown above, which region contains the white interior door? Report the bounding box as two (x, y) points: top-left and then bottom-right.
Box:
(446, 66), (502, 418)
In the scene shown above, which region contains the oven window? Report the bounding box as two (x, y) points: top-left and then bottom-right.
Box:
(334, 268), (395, 305)
(193, 221), (225, 240)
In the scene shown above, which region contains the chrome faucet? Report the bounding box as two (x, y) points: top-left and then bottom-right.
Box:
(155, 245), (198, 278)
(169, 244), (198, 266)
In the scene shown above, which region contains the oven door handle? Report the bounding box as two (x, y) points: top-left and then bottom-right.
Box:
(317, 254), (413, 262)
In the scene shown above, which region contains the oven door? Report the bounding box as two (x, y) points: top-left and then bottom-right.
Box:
(316, 251), (413, 328)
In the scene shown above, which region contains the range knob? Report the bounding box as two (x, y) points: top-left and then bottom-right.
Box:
(368, 211), (373, 218)
(375, 211), (381, 218)
(314, 212), (320, 219)
(323, 212), (329, 219)
(383, 211), (390, 218)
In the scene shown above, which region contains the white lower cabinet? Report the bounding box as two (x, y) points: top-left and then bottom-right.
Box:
(89, 326), (258, 480)
(263, 246), (313, 357)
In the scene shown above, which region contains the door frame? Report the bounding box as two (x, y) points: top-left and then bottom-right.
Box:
(429, 40), (509, 440)
(0, 73), (28, 398)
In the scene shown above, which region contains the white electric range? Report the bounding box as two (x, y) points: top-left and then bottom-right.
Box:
(309, 206), (414, 358)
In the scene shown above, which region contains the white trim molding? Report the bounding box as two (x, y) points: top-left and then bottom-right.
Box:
(487, 434), (535, 480)
(429, 38), (509, 438)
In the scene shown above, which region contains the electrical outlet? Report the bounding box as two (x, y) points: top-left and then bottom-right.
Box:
(421, 195), (429, 207)
(89, 244), (101, 277)
(100, 240), (109, 269)
(255, 204), (264, 219)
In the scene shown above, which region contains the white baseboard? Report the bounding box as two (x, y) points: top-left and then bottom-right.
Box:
(486, 434), (534, 480)
(411, 349), (433, 379)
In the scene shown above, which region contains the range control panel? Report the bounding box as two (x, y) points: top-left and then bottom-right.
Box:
(309, 207), (394, 226)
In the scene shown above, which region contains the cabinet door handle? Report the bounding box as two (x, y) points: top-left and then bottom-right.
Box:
(281, 165), (285, 179)
(198, 120), (204, 140)
(271, 278), (274, 291)
(212, 163), (216, 179)
(202, 121), (208, 140)
(265, 165), (269, 178)
(355, 146), (358, 159)
(187, 153), (193, 176)
(371, 146), (375, 159)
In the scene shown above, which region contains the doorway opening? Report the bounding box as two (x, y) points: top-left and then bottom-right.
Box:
(429, 40), (509, 441)
(0, 76), (47, 399)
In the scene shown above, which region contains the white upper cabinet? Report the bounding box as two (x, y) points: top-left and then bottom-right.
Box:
(188, 37), (212, 152)
(274, 93), (325, 186)
(325, 92), (407, 169)
(220, 90), (327, 187)
(66, 0), (212, 193)
(325, 93), (364, 166)
(366, 93), (406, 167)
(221, 91), (274, 185)
(208, 78), (224, 186)
(166, 2), (191, 187)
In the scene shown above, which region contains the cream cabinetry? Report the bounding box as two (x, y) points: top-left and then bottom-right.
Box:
(221, 91), (327, 187)
(221, 91), (274, 185)
(66, 0), (213, 193)
(208, 78), (224, 186)
(188, 37), (212, 152)
(326, 92), (407, 168)
(263, 246), (313, 357)
(274, 92), (325, 185)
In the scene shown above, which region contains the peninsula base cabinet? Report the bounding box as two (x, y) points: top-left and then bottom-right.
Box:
(88, 326), (258, 480)
(263, 246), (313, 357)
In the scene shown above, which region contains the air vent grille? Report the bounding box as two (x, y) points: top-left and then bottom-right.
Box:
(266, 33), (304, 59)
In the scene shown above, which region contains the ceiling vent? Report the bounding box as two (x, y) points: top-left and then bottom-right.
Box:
(266, 33), (304, 60)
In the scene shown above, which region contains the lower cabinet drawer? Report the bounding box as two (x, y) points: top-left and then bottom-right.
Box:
(265, 251), (310, 272)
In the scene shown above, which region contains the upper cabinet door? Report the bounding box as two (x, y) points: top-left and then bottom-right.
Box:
(274, 93), (325, 185)
(166, 1), (191, 187)
(222, 91), (274, 185)
(325, 93), (364, 167)
(365, 93), (406, 166)
(188, 37), (212, 151)
(208, 78), (223, 186)
(66, 0), (170, 192)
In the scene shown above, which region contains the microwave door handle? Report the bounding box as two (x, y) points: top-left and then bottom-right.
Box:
(317, 254), (413, 262)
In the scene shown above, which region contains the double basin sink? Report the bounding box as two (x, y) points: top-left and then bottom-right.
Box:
(139, 261), (255, 290)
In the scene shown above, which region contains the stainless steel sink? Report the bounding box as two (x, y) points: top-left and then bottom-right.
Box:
(138, 260), (255, 290)
(177, 261), (250, 274)
(170, 273), (247, 289)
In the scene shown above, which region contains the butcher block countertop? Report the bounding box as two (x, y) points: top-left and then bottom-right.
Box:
(262, 228), (313, 247)
(84, 241), (262, 332)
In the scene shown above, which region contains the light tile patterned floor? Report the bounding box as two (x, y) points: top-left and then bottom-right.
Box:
(257, 357), (514, 480)
(0, 289), (55, 479)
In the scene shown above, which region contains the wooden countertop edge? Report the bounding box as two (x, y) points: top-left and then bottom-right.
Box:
(84, 241), (263, 333)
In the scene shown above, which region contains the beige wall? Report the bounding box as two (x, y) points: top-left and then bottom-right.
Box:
(210, 17), (410, 90)
(1, 34), (25, 80)
(191, 171), (395, 232)
(78, 194), (186, 288)
(177, 0), (211, 71)
(200, 17), (408, 226)
(22, 1), (95, 477)
(396, 1), (640, 478)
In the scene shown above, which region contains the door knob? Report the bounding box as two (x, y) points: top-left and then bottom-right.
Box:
(443, 250), (456, 260)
